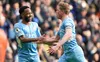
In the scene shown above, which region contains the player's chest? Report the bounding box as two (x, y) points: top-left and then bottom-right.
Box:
(22, 25), (37, 34)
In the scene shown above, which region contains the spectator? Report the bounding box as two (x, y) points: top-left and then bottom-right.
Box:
(0, 29), (9, 62)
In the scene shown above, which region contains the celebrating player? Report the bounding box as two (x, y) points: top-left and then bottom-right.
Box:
(44, 2), (86, 62)
(14, 6), (44, 62)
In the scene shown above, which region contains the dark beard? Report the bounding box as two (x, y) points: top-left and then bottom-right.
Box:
(24, 17), (30, 22)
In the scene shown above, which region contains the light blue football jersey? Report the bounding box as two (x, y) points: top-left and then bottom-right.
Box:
(14, 21), (41, 56)
(57, 17), (86, 62)
(57, 17), (77, 53)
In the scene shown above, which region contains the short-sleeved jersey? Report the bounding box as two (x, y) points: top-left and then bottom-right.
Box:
(57, 17), (78, 53)
(14, 21), (41, 56)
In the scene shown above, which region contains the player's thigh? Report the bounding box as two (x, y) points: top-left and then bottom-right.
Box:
(30, 55), (41, 62)
(71, 46), (86, 62)
(18, 56), (28, 62)
(58, 53), (67, 62)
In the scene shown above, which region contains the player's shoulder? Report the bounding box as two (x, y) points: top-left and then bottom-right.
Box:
(30, 22), (38, 26)
(64, 17), (74, 24)
(30, 22), (38, 24)
(66, 17), (73, 22)
(14, 22), (22, 28)
(62, 17), (74, 27)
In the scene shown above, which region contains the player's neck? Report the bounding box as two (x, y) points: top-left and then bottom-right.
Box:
(62, 14), (69, 21)
(22, 20), (30, 25)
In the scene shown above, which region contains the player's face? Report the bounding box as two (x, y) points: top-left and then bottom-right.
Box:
(56, 5), (63, 19)
(22, 8), (33, 22)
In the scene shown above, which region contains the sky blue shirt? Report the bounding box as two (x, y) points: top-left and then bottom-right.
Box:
(57, 17), (78, 53)
(14, 21), (41, 57)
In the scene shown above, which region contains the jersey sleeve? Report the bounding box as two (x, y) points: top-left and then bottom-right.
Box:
(14, 25), (24, 37)
(63, 20), (73, 29)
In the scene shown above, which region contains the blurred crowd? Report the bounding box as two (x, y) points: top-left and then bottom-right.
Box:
(0, 0), (100, 62)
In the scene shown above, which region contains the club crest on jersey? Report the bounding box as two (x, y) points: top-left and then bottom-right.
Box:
(15, 28), (20, 33)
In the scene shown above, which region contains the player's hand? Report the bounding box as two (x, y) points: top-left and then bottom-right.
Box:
(39, 34), (50, 43)
(48, 43), (60, 54)
(37, 34), (46, 43)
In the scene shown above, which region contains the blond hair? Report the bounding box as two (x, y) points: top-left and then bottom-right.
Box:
(58, 2), (70, 14)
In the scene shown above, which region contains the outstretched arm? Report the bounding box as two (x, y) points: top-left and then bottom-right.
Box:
(19, 35), (43, 43)
(45, 35), (60, 43)
(40, 35), (60, 45)
(14, 27), (43, 43)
